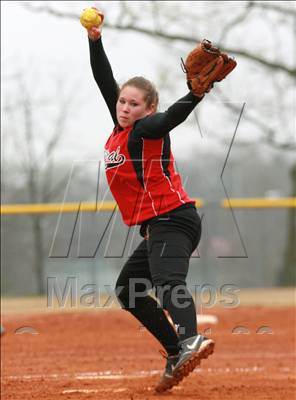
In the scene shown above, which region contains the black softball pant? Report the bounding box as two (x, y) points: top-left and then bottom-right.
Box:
(115, 206), (202, 356)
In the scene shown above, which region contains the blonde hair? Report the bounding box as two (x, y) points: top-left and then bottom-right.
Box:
(121, 76), (159, 111)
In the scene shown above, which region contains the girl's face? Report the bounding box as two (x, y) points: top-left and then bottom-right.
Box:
(116, 86), (155, 128)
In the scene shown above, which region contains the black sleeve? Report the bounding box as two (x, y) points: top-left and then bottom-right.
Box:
(88, 37), (119, 125)
(134, 92), (203, 139)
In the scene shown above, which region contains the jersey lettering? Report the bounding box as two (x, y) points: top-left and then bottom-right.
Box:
(104, 146), (126, 170)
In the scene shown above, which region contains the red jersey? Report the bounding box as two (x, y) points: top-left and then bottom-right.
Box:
(104, 125), (195, 226)
(88, 37), (201, 226)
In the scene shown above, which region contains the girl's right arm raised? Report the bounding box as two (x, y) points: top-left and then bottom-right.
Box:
(88, 35), (119, 125)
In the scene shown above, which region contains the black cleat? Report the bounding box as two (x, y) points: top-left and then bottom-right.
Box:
(154, 353), (179, 393)
(155, 335), (215, 393)
(173, 334), (215, 382)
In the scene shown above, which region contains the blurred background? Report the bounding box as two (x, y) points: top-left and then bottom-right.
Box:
(1, 1), (295, 299)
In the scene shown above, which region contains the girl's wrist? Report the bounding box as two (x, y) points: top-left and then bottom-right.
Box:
(88, 27), (102, 41)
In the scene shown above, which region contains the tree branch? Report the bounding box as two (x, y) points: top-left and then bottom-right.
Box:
(214, 87), (296, 152)
(22, 3), (296, 77)
(248, 1), (296, 17)
(219, 3), (253, 43)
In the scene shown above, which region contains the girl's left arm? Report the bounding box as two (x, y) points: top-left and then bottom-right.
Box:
(134, 92), (204, 138)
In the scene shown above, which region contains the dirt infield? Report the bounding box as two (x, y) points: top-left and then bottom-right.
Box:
(1, 301), (295, 400)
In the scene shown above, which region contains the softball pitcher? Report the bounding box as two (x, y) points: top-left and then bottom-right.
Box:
(81, 7), (236, 392)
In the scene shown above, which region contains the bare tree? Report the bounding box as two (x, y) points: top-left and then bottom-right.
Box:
(279, 165), (296, 286)
(21, 1), (296, 76)
(2, 72), (78, 294)
(20, 2), (295, 147)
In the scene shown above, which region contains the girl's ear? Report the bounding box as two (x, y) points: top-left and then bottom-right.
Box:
(147, 104), (156, 115)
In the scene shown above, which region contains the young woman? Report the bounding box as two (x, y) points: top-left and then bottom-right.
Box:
(86, 15), (214, 393)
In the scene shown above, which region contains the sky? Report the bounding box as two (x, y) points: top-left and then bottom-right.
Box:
(1, 1), (294, 166)
(1, 1), (246, 163)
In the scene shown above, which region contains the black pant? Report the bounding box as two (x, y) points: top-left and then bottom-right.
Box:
(116, 205), (202, 355)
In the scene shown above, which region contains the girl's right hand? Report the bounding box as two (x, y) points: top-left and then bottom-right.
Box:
(87, 7), (104, 41)
(88, 26), (102, 41)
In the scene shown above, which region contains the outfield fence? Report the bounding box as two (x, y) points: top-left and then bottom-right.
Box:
(1, 197), (295, 215)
